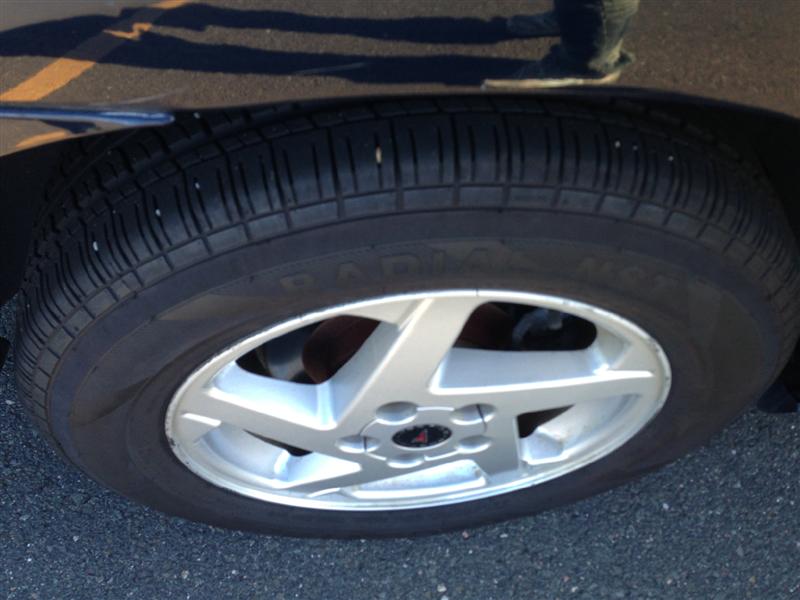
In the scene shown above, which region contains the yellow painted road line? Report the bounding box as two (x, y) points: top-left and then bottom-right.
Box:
(15, 130), (70, 150)
(0, 0), (190, 102)
(105, 22), (154, 41)
(1, 57), (99, 102)
(153, 0), (190, 8)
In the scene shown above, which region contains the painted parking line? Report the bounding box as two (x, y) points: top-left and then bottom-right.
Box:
(0, 0), (190, 102)
(14, 131), (70, 150)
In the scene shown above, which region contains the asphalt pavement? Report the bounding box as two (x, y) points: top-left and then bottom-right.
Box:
(1, 300), (799, 600)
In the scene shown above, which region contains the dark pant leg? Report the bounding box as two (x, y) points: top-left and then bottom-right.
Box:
(553, 0), (640, 74)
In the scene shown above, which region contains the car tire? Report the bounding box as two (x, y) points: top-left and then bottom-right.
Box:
(17, 99), (799, 537)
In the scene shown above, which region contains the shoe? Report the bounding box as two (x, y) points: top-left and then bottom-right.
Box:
(506, 11), (561, 37)
(483, 48), (632, 90)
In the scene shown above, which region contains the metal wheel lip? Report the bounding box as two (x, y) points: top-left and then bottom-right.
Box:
(165, 289), (672, 512)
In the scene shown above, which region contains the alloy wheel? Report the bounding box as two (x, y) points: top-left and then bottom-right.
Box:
(165, 290), (671, 510)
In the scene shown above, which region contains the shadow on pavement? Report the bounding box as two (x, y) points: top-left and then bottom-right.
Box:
(0, 4), (530, 86)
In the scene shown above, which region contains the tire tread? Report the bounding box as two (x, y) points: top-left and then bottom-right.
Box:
(16, 98), (800, 455)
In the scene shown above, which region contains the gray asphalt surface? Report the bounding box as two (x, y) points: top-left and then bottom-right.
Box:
(1, 301), (799, 600)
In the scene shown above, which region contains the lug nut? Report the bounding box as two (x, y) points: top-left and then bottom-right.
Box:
(336, 435), (380, 454)
(387, 454), (424, 469)
(457, 435), (491, 454)
(451, 404), (483, 425)
(375, 402), (417, 424)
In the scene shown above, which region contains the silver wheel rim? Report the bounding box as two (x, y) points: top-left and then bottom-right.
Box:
(165, 290), (671, 511)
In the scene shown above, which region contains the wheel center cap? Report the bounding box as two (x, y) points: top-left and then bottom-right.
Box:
(392, 424), (452, 449)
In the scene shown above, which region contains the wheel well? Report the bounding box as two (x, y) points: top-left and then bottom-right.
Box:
(1, 92), (798, 306)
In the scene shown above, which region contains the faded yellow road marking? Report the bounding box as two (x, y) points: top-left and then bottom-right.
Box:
(1, 58), (97, 102)
(153, 0), (189, 8)
(105, 22), (154, 41)
(15, 130), (70, 149)
(0, 0), (190, 102)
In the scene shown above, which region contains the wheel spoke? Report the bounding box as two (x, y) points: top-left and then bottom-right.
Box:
(594, 328), (664, 372)
(472, 415), (523, 480)
(328, 295), (484, 426)
(175, 363), (338, 455)
(282, 456), (396, 496)
(288, 453), (483, 497)
(432, 348), (656, 414)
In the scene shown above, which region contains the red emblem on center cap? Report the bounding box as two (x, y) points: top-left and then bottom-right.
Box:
(393, 425), (452, 448)
(411, 429), (429, 444)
